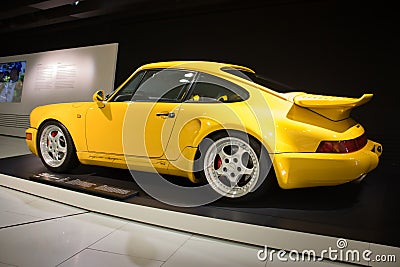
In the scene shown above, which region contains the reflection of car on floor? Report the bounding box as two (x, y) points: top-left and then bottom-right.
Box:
(25, 61), (382, 198)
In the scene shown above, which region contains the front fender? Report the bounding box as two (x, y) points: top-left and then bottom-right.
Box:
(30, 102), (92, 152)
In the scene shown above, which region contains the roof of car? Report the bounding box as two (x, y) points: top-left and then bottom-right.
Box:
(120, 61), (287, 101)
(139, 61), (255, 74)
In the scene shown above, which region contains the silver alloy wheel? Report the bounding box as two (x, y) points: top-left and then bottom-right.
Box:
(39, 124), (68, 168)
(203, 137), (260, 198)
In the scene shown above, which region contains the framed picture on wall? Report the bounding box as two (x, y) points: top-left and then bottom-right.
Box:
(0, 61), (26, 103)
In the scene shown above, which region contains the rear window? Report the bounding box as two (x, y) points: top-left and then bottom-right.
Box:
(221, 66), (295, 92)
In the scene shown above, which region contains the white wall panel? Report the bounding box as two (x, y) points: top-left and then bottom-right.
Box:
(0, 43), (118, 137)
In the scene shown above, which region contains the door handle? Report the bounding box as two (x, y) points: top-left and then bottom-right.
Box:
(156, 112), (175, 118)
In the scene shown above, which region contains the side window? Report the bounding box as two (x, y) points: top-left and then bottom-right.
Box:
(111, 71), (145, 102)
(132, 69), (196, 102)
(187, 72), (249, 103)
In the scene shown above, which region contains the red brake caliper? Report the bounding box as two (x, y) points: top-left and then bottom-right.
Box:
(48, 131), (57, 147)
(216, 155), (222, 170)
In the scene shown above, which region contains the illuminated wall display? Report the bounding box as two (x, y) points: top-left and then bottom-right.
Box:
(0, 43), (118, 137)
(34, 63), (78, 91)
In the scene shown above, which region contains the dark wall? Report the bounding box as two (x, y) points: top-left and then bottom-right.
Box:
(1, 0), (397, 160)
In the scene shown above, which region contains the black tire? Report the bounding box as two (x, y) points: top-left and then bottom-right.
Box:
(37, 121), (79, 173)
(195, 131), (274, 199)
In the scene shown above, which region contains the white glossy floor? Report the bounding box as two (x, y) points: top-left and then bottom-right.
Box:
(0, 135), (392, 267)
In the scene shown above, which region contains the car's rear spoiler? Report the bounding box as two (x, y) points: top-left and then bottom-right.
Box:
(293, 93), (373, 121)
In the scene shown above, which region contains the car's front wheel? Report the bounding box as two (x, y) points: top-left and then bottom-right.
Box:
(38, 121), (79, 173)
(198, 132), (272, 198)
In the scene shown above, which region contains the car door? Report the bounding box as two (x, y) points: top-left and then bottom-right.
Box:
(86, 68), (196, 158)
(123, 69), (196, 158)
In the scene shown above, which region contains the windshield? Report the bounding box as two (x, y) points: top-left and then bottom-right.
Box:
(221, 66), (295, 92)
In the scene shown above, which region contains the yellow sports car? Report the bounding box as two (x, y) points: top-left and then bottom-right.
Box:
(25, 61), (382, 199)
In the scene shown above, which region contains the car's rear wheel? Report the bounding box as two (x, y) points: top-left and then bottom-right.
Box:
(198, 132), (272, 198)
(38, 121), (79, 172)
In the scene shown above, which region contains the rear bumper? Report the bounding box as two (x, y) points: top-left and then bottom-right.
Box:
(273, 140), (382, 189)
(25, 127), (38, 156)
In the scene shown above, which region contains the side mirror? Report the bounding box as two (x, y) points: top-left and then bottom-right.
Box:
(93, 90), (105, 108)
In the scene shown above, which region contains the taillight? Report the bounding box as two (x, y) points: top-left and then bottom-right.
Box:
(317, 134), (367, 153)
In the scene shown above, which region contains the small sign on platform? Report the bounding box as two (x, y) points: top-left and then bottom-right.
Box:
(30, 172), (138, 200)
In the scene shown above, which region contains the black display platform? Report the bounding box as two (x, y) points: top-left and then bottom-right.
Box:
(1, 154), (399, 248)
